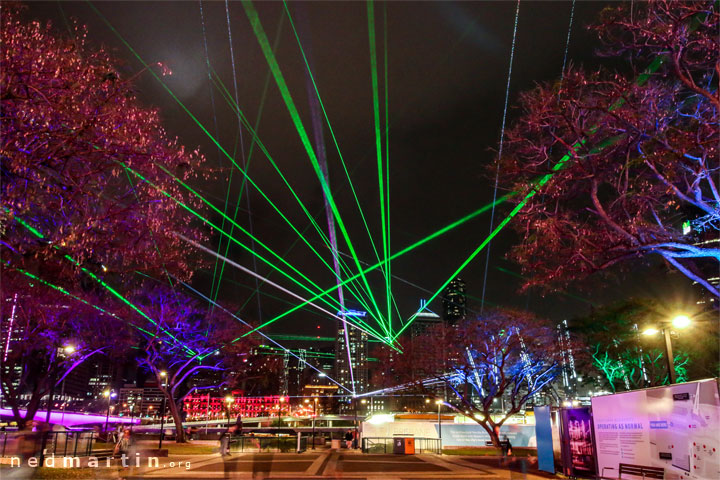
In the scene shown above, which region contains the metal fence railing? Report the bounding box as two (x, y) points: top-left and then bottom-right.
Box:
(361, 437), (441, 454)
(1, 431), (104, 458)
(228, 435), (306, 453)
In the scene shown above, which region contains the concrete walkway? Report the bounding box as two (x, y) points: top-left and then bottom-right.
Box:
(116, 449), (556, 479)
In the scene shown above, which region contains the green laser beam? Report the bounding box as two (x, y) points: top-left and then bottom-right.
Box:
(7, 265), (177, 350)
(281, 0), (388, 292)
(391, 137), (621, 342)
(382, 2), (396, 335)
(280, 1), (391, 342)
(118, 160), (385, 337)
(241, 192), (513, 338)
(150, 160), (382, 329)
(390, 15), (683, 342)
(241, 0), (386, 328)
(6, 208), (196, 354)
(210, 11), (286, 313)
(206, 67), (375, 313)
(367, 0), (391, 337)
(86, 1), (373, 321)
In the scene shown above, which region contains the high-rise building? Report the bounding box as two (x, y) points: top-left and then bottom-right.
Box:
(442, 277), (467, 323)
(410, 299), (442, 339)
(117, 384), (164, 418)
(335, 308), (369, 403)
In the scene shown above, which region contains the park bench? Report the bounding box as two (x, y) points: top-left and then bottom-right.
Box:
(484, 440), (511, 448)
(602, 463), (664, 479)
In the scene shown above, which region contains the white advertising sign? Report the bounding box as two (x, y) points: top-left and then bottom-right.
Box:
(592, 379), (720, 480)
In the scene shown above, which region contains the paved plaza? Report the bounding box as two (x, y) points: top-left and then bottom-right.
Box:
(119, 450), (553, 479)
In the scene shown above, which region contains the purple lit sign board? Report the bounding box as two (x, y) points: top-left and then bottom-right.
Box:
(0, 408), (141, 427)
(560, 407), (596, 477)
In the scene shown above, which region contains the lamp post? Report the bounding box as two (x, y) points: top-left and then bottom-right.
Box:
(277, 396), (285, 437)
(158, 371), (167, 449)
(103, 389), (116, 436)
(642, 314), (692, 384)
(358, 399), (367, 449)
(314, 397), (319, 448)
(129, 403), (135, 432)
(435, 399), (443, 442)
(353, 397), (358, 448)
(304, 398), (317, 449)
(225, 396), (233, 429)
(59, 345), (76, 426)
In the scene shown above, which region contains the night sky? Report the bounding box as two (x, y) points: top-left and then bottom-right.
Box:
(24, 1), (697, 342)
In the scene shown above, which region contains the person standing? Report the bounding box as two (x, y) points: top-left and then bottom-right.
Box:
(219, 429), (231, 456)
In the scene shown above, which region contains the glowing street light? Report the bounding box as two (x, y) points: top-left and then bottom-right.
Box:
(63, 345), (76, 354)
(672, 315), (691, 329)
(103, 389), (116, 434)
(641, 313), (692, 384)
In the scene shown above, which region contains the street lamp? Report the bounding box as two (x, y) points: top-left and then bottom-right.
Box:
(58, 345), (76, 425)
(314, 397), (319, 447)
(435, 399), (443, 442)
(129, 402), (135, 432)
(225, 396), (234, 429)
(277, 396), (285, 437)
(304, 398), (317, 449)
(103, 389), (116, 436)
(158, 371), (168, 449)
(642, 314), (692, 384)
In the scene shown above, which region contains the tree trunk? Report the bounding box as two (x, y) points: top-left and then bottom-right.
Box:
(166, 395), (186, 443)
(488, 428), (501, 448)
(19, 395), (43, 431)
(477, 420), (501, 448)
(2, 378), (44, 430)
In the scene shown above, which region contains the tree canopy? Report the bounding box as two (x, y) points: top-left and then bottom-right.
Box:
(377, 309), (569, 446)
(1, 5), (212, 430)
(498, 0), (719, 297)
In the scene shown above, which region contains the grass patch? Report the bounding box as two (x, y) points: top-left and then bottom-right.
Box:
(164, 443), (216, 455)
(442, 447), (536, 457)
(90, 441), (114, 450)
(33, 467), (119, 479)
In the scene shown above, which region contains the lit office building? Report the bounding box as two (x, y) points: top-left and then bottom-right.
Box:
(442, 277), (466, 324)
(335, 309), (369, 407)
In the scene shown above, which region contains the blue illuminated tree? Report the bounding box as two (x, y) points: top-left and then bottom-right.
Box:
(378, 309), (569, 447)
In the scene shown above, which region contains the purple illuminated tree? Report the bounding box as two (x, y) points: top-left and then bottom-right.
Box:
(498, 0), (719, 297)
(0, 275), (130, 430)
(0, 6), (210, 426)
(133, 287), (260, 443)
(1, 6), (207, 284)
(377, 310), (568, 447)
